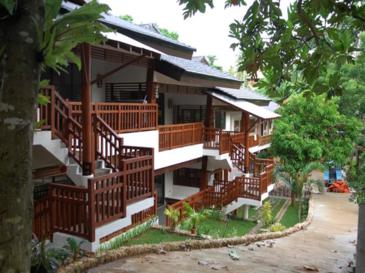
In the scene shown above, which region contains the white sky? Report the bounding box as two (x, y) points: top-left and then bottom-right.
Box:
(99, 0), (291, 71)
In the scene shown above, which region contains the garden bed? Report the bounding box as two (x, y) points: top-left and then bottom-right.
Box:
(122, 228), (192, 246)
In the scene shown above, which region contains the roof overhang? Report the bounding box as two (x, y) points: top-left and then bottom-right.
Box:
(155, 59), (242, 89)
(207, 91), (280, 120)
(103, 32), (162, 58)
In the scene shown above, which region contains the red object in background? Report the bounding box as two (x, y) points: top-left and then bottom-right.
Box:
(328, 180), (350, 193)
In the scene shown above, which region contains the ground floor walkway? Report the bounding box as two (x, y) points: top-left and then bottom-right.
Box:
(89, 193), (358, 273)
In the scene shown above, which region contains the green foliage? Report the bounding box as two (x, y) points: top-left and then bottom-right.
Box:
(164, 207), (180, 231)
(62, 238), (84, 261)
(206, 55), (223, 71)
(261, 201), (273, 227)
(0, 0), (15, 15)
(272, 94), (361, 175)
(158, 27), (179, 41)
(99, 217), (156, 251)
(348, 153), (365, 204)
(31, 238), (68, 273)
(119, 14), (133, 22)
(182, 202), (209, 233)
(39, 0), (110, 73)
(269, 222), (286, 232)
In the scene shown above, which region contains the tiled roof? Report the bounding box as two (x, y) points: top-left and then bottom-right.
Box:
(61, 1), (196, 52)
(160, 55), (240, 82)
(213, 86), (271, 102)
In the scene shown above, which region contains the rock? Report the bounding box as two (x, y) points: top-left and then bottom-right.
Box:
(303, 265), (319, 271)
(198, 260), (209, 266)
(158, 249), (167, 255)
(248, 247), (255, 251)
(210, 264), (228, 270)
(228, 250), (240, 260)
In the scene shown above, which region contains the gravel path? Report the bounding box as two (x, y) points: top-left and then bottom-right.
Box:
(89, 193), (358, 273)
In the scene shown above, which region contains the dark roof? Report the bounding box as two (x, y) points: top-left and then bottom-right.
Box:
(61, 1), (196, 53)
(159, 55), (240, 83)
(212, 86), (271, 102)
(192, 56), (209, 65)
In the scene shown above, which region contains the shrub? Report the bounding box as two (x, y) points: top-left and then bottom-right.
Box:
(183, 202), (208, 234)
(63, 238), (84, 261)
(261, 201), (273, 227)
(164, 207), (180, 231)
(269, 222), (286, 232)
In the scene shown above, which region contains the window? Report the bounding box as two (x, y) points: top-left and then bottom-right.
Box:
(215, 110), (226, 129)
(173, 168), (201, 187)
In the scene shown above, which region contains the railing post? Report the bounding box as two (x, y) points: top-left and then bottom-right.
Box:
(50, 87), (55, 138)
(87, 179), (96, 242)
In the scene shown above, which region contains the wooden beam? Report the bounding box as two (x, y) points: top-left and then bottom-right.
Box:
(154, 158), (202, 176)
(81, 43), (94, 175)
(90, 55), (145, 85)
(32, 165), (66, 180)
(146, 59), (156, 103)
(243, 112), (250, 173)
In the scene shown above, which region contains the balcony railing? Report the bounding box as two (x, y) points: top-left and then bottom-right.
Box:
(69, 102), (158, 133)
(158, 122), (204, 151)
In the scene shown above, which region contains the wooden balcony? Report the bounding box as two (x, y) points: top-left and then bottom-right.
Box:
(248, 134), (272, 147)
(37, 87), (158, 134)
(158, 122), (204, 151)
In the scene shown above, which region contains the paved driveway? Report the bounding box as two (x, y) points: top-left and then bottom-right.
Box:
(89, 193), (358, 273)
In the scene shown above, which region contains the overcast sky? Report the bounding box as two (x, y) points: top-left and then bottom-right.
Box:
(99, 1), (291, 71)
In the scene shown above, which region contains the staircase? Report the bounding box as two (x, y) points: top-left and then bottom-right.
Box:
(33, 86), (155, 246)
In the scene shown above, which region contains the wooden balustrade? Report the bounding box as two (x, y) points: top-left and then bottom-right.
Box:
(203, 128), (231, 154)
(230, 144), (245, 172)
(69, 102), (158, 133)
(93, 115), (124, 171)
(158, 122), (203, 151)
(259, 134), (272, 146)
(33, 196), (51, 240)
(49, 183), (92, 240)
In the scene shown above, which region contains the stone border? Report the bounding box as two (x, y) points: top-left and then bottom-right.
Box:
(59, 196), (315, 273)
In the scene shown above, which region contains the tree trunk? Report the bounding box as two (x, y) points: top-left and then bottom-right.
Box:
(357, 204), (365, 272)
(0, 1), (44, 272)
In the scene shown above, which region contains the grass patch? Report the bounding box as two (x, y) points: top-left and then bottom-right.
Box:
(272, 199), (286, 219)
(180, 216), (256, 238)
(280, 203), (300, 228)
(235, 197), (286, 221)
(123, 229), (191, 246)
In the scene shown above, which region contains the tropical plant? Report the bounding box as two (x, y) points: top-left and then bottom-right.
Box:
(183, 202), (208, 234)
(63, 238), (84, 262)
(164, 207), (180, 231)
(31, 237), (68, 273)
(261, 201), (273, 227)
(269, 222), (286, 232)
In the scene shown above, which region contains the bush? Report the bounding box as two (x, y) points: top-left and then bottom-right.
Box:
(269, 222), (286, 232)
(261, 201), (273, 227)
(164, 207), (180, 231)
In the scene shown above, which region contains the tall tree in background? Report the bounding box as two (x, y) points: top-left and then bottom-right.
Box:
(179, 0), (365, 270)
(0, 0), (109, 271)
(206, 55), (223, 70)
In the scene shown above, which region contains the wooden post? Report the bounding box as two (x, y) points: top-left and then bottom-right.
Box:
(146, 60), (156, 103)
(200, 156), (209, 191)
(88, 179), (96, 242)
(242, 112), (250, 173)
(81, 43), (94, 175)
(204, 95), (213, 141)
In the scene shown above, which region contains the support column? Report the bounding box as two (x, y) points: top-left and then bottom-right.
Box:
(242, 112), (250, 173)
(81, 43), (94, 175)
(146, 60), (156, 103)
(204, 95), (213, 141)
(243, 205), (249, 220)
(200, 156), (209, 190)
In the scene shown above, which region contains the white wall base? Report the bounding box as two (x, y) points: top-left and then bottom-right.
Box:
(52, 197), (154, 252)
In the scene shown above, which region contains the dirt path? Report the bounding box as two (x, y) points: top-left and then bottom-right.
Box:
(89, 193), (358, 273)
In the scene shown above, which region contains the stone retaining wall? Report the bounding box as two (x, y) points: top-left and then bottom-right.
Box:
(59, 196), (315, 273)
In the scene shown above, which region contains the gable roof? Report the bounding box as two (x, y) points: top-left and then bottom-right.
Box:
(213, 86), (271, 102)
(158, 55), (240, 83)
(61, 1), (196, 55)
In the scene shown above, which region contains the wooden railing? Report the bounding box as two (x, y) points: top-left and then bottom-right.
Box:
(259, 134), (272, 146)
(230, 144), (245, 172)
(33, 196), (51, 240)
(203, 128), (231, 154)
(69, 102), (158, 133)
(93, 114), (124, 171)
(158, 122), (203, 151)
(48, 183), (92, 240)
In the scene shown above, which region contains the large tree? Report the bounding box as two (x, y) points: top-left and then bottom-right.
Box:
(0, 0), (109, 271)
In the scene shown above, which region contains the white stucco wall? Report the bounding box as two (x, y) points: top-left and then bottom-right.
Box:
(164, 171), (200, 200)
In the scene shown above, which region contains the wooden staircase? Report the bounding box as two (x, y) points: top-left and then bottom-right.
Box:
(33, 87), (155, 242)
